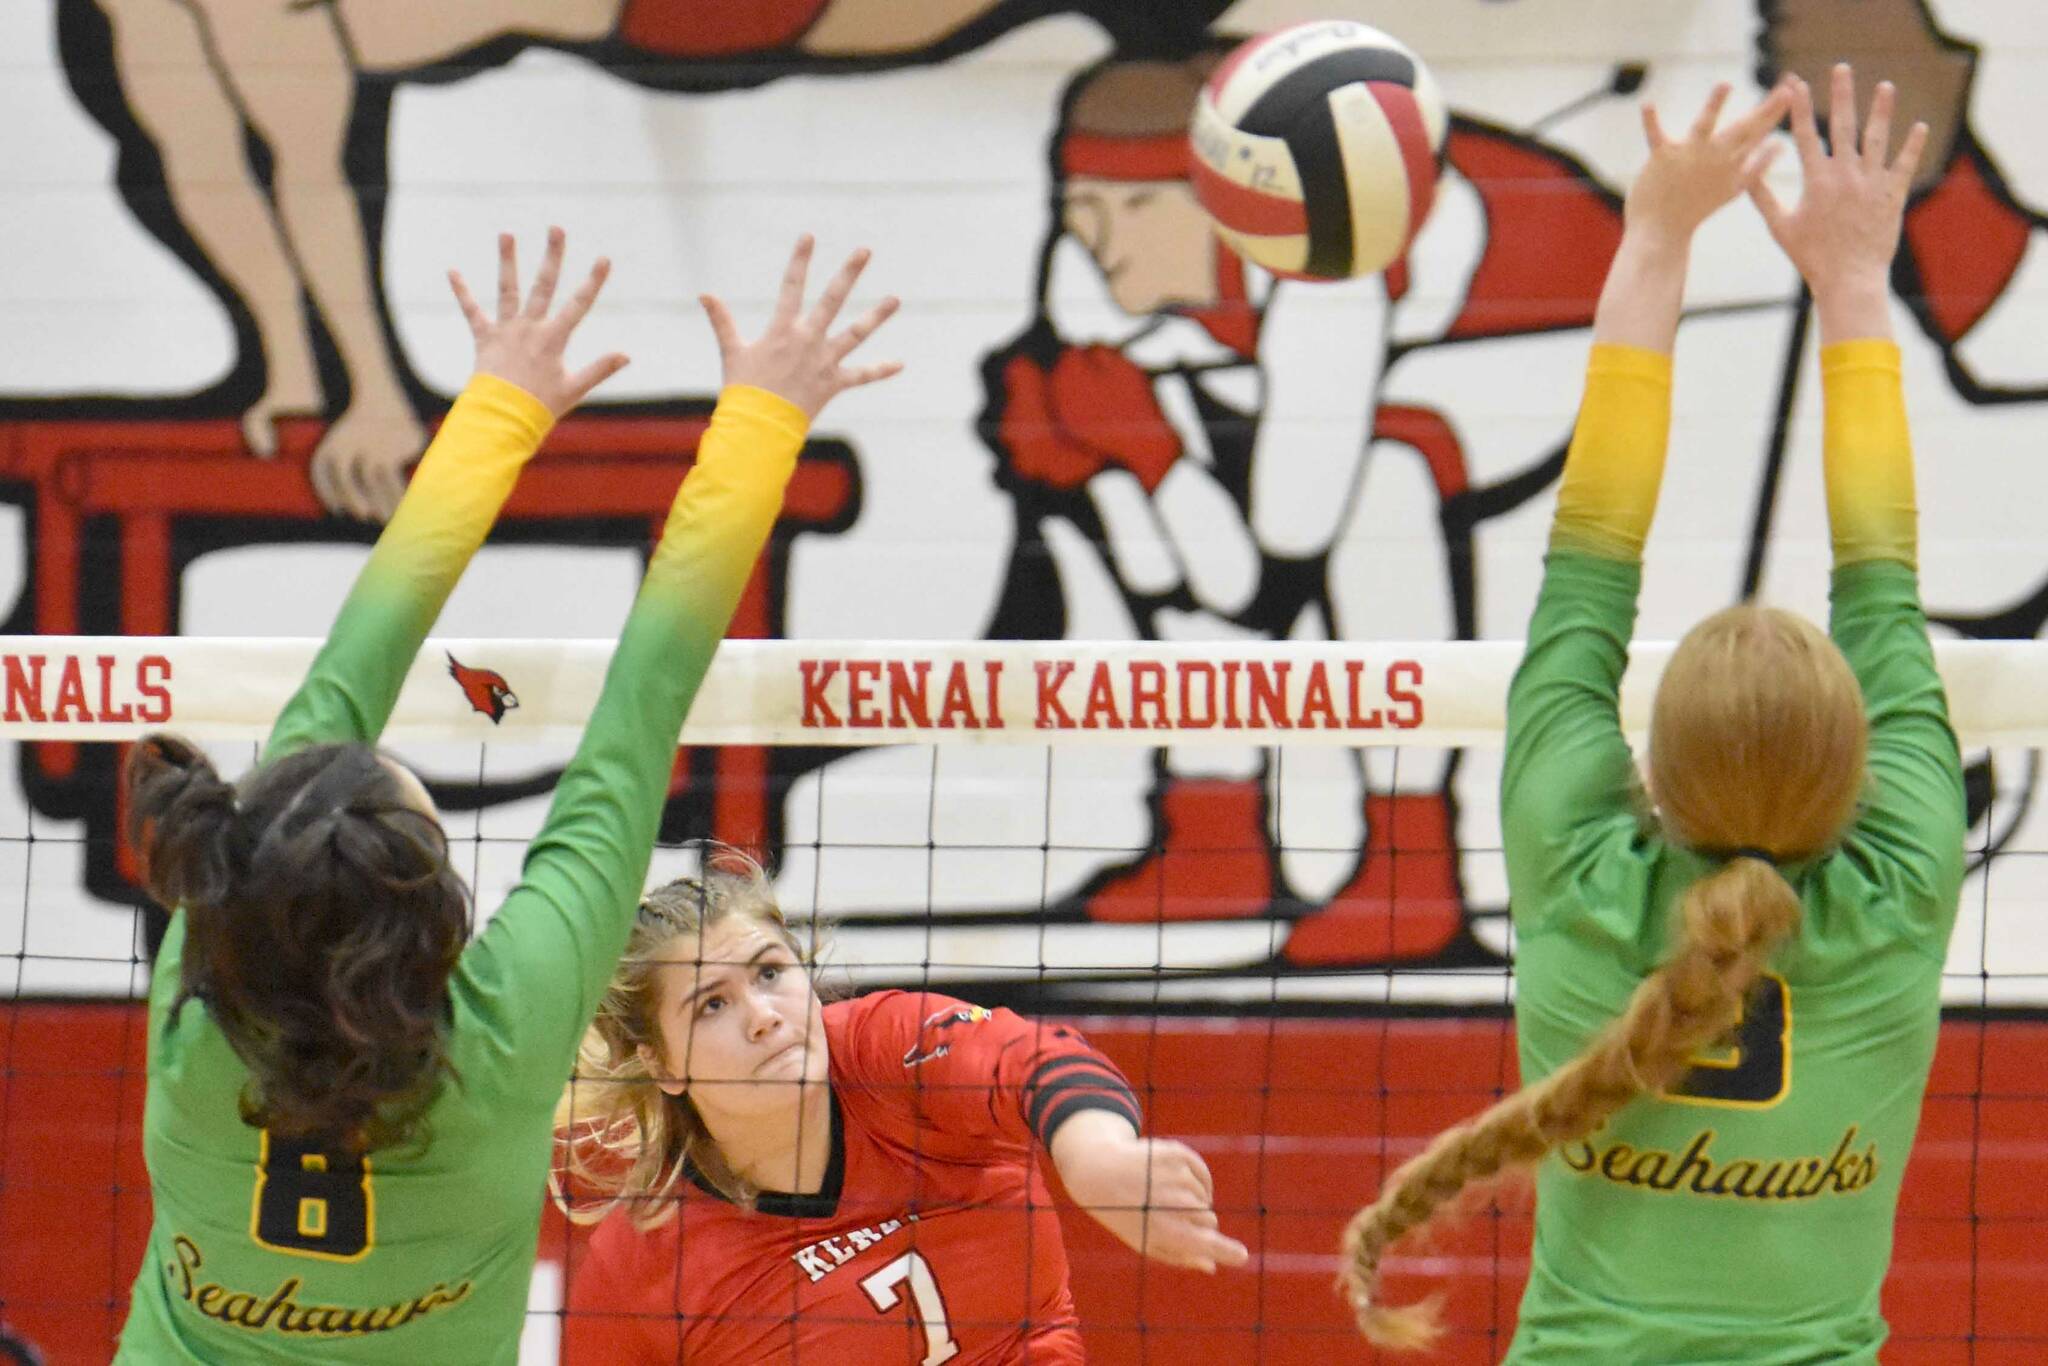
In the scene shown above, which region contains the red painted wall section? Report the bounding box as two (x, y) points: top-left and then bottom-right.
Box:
(3, 1006), (2044, 1364)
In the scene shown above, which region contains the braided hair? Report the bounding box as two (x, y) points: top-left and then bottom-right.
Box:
(1341, 605), (1869, 1347)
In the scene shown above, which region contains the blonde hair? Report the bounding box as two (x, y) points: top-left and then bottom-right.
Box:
(552, 844), (810, 1227)
(1341, 605), (1869, 1349)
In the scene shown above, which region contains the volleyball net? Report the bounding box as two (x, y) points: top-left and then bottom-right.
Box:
(3, 635), (2046, 1362)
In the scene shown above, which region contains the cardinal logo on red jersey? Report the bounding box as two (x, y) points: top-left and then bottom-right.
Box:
(446, 652), (519, 724)
(902, 1004), (992, 1067)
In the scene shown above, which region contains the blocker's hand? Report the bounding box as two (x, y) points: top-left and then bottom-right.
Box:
(700, 236), (902, 420)
(448, 226), (630, 417)
(1626, 79), (1792, 241)
(1748, 65), (1927, 302)
(1051, 1110), (1250, 1275)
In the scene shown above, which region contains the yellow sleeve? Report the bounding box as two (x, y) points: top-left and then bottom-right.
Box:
(263, 373), (553, 761)
(642, 384), (807, 598)
(1548, 344), (1674, 562)
(1822, 340), (1917, 568)
(374, 372), (553, 562)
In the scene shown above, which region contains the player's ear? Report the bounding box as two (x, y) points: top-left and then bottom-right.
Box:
(638, 1042), (689, 1098)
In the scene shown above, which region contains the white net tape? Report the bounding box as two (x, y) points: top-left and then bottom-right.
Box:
(3, 635), (2044, 746)
(4, 634), (2041, 1010)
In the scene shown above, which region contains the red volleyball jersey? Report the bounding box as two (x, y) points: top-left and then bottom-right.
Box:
(562, 991), (1142, 1364)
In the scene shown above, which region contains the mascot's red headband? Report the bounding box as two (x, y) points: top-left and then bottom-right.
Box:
(1055, 125), (1259, 357)
(1059, 130), (1190, 181)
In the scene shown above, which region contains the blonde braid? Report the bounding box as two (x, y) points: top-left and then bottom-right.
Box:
(1340, 858), (1801, 1348)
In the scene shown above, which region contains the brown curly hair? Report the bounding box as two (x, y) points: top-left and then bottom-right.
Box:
(126, 734), (470, 1153)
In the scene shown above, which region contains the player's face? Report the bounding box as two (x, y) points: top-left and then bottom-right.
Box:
(1063, 177), (1221, 316)
(643, 916), (828, 1114)
(377, 755), (438, 821)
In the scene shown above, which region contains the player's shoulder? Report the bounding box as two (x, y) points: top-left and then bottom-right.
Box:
(825, 991), (998, 1077)
(825, 989), (983, 1035)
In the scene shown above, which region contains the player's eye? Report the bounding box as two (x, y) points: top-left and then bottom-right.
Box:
(695, 994), (723, 1017)
(759, 964), (782, 984)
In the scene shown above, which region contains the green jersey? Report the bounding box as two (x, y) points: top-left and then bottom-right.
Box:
(116, 379), (807, 1364)
(1502, 550), (1966, 1363)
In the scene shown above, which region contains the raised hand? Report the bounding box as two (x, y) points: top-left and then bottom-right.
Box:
(1749, 64), (1926, 339)
(700, 236), (902, 419)
(447, 227), (631, 419)
(1626, 80), (1793, 241)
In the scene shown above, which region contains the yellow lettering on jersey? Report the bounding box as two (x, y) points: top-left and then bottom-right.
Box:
(163, 1236), (472, 1339)
(1561, 1124), (1878, 1201)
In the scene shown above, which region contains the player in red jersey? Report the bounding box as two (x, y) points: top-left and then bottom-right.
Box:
(554, 846), (1248, 1363)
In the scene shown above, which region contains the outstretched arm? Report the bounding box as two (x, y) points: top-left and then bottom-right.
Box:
(1753, 66), (1965, 926)
(831, 989), (1249, 1275)
(1051, 1108), (1250, 1276)
(264, 229), (628, 764)
(1750, 67), (1924, 564)
(1550, 84), (1789, 559)
(469, 237), (903, 1095)
(1503, 83), (1789, 927)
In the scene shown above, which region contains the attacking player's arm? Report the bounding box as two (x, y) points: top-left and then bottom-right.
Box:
(1048, 1108), (1250, 1276)
(1503, 83), (1790, 919)
(264, 229), (628, 764)
(865, 990), (1249, 1274)
(1752, 68), (1966, 922)
(467, 238), (902, 1097)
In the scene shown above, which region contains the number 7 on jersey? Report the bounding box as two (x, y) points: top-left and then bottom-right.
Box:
(861, 1251), (960, 1365)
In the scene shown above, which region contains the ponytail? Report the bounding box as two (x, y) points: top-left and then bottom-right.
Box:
(1340, 857), (1801, 1349)
(125, 735), (240, 912)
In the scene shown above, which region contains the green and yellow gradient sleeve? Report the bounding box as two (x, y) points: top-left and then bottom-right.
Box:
(1823, 340), (1964, 947)
(1505, 340), (1965, 1366)
(1502, 344), (1670, 929)
(1822, 340), (1917, 568)
(459, 384), (807, 1100)
(263, 374), (554, 763)
(1548, 344), (1674, 563)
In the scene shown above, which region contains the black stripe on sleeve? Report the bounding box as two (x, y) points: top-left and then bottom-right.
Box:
(1027, 1066), (1142, 1145)
(1040, 1092), (1144, 1147)
(1020, 1045), (1112, 1091)
(1022, 1057), (1119, 1118)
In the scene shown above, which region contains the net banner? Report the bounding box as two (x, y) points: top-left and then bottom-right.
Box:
(1, 634), (2043, 747)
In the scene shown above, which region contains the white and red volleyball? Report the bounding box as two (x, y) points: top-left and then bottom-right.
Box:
(1190, 21), (1447, 280)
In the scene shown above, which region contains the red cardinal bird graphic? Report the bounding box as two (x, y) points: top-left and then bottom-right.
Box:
(901, 1004), (992, 1067)
(446, 653), (519, 724)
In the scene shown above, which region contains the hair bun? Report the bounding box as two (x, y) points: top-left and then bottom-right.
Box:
(124, 732), (239, 910)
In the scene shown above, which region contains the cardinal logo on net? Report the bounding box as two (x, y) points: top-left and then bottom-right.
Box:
(445, 653), (519, 724)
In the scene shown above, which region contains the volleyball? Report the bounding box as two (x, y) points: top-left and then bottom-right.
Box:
(1190, 21), (1447, 280)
